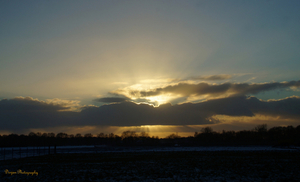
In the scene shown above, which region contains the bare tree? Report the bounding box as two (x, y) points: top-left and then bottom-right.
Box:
(201, 127), (213, 134)
(121, 131), (137, 138)
(84, 133), (93, 138)
(254, 124), (267, 133)
(75, 133), (82, 138)
(97, 133), (105, 138)
(166, 133), (181, 139)
(139, 132), (150, 138)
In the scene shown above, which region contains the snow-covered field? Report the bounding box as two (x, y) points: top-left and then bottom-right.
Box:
(1, 146), (300, 181)
(1, 145), (299, 161)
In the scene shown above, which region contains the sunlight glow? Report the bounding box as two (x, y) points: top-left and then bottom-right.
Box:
(144, 95), (174, 106)
(110, 79), (181, 106)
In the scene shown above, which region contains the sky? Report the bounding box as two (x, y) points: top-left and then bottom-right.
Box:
(1, 0), (300, 137)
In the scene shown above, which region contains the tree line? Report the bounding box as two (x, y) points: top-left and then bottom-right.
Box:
(1, 124), (300, 147)
(192, 124), (300, 146)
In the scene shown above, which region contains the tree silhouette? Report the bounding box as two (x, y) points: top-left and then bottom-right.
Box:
(166, 133), (180, 139)
(1, 124), (300, 147)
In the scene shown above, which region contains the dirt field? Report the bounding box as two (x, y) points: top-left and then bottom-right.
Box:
(1, 150), (299, 181)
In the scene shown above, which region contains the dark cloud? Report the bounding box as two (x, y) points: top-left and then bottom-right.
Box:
(1, 95), (300, 132)
(188, 74), (232, 81)
(247, 96), (300, 119)
(94, 97), (129, 103)
(93, 97), (157, 105)
(80, 101), (217, 126)
(0, 97), (80, 131)
(0, 97), (67, 112)
(139, 80), (300, 97)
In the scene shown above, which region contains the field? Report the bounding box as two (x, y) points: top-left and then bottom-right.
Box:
(1, 149), (300, 182)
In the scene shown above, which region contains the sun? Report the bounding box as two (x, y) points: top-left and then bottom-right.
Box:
(110, 78), (180, 106)
(144, 94), (174, 107)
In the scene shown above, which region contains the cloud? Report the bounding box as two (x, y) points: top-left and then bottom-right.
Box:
(0, 97), (80, 131)
(187, 74), (232, 81)
(94, 97), (129, 103)
(108, 75), (234, 101)
(140, 78), (180, 83)
(248, 96), (300, 119)
(0, 96), (68, 112)
(45, 98), (81, 111)
(80, 101), (218, 126)
(79, 95), (300, 127)
(136, 80), (300, 98)
(1, 95), (300, 132)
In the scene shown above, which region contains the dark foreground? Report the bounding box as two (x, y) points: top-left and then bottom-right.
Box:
(1, 150), (299, 182)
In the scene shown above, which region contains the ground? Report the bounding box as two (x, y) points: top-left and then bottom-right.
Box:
(1, 150), (299, 181)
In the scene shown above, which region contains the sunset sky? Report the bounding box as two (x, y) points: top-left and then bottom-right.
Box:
(1, 0), (300, 137)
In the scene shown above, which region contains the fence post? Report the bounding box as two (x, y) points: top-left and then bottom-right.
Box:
(3, 148), (5, 160)
(48, 145), (50, 155)
(19, 147), (21, 158)
(12, 148), (13, 159)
